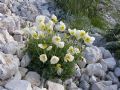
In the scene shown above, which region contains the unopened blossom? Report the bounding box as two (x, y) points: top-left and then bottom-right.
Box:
(46, 46), (52, 51)
(36, 15), (45, 23)
(52, 35), (61, 44)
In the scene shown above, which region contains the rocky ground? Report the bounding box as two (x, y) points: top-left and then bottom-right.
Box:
(0, 0), (120, 90)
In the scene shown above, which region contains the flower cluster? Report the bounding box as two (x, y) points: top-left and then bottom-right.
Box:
(26, 14), (95, 80)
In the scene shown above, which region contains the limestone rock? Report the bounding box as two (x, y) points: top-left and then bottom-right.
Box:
(0, 52), (20, 80)
(91, 81), (117, 90)
(106, 72), (119, 84)
(47, 81), (64, 90)
(2, 42), (18, 55)
(84, 46), (102, 64)
(86, 63), (105, 77)
(114, 67), (120, 77)
(25, 71), (41, 86)
(5, 80), (32, 90)
(99, 47), (112, 59)
(103, 58), (116, 69)
(19, 67), (28, 78)
(20, 53), (31, 67)
(78, 58), (87, 68)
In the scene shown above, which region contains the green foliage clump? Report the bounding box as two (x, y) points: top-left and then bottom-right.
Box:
(53, 0), (109, 30)
(27, 37), (77, 81)
(25, 15), (94, 81)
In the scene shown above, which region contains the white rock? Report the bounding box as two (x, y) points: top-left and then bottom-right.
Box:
(25, 71), (41, 86)
(86, 63), (105, 77)
(33, 86), (47, 90)
(103, 58), (116, 69)
(84, 46), (102, 64)
(91, 81), (117, 90)
(19, 67), (28, 78)
(47, 81), (64, 90)
(21, 53), (31, 67)
(5, 80), (32, 90)
(114, 67), (120, 77)
(99, 47), (112, 59)
(1, 29), (16, 43)
(0, 52), (20, 80)
(90, 75), (97, 84)
(78, 58), (87, 68)
(0, 33), (6, 44)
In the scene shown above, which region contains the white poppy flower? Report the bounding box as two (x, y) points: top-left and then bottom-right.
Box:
(64, 53), (74, 62)
(36, 15), (45, 23)
(84, 34), (95, 44)
(39, 54), (47, 63)
(56, 42), (65, 48)
(68, 28), (76, 36)
(52, 35), (61, 44)
(67, 46), (75, 55)
(50, 56), (59, 64)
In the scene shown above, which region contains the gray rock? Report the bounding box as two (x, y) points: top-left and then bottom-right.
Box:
(84, 46), (102, 64)
(114, 67), (120, 77)
(91, 81), (117, 90)
(47, 81), (64, 90)
(106, 72), (119, 84)
(66, 82), (79, 90)
(20, 53), (31, 67)
(0, 86), (7, 90)
(103, 58), (116, 69)
(25, 71), (41, 86)
(16, 43), (25, 59)
(80, 74), (89, 82)
(100, 59), (108, 72)
(2, 42), (18, 55)
(5, 80), (32, 90)
(79, 80), (90, 90)
(64, 78), (72, 86)
(11, 70), (22, 80)
(19, 67), (28, 78)
(86, 63), (105, 77)
(99, 47), (112, 59)
(78, 58), (87, 68)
